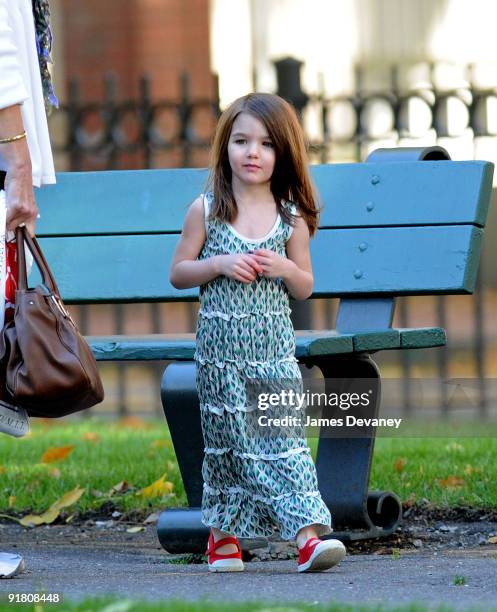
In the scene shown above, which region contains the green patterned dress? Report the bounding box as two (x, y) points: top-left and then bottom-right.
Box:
(195, 191), (332, 540)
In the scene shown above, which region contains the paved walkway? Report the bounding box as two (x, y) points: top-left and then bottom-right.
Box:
(0, 540), (496, 610)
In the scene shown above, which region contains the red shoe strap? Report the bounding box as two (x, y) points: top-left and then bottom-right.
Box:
(300, 537), (321, 552)
(206, 534), (241, 555)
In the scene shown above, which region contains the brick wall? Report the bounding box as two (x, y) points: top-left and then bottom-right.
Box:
(60, 0), (212, 100)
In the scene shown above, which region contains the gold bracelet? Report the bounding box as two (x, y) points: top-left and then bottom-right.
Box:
(0, 130), (27, 144)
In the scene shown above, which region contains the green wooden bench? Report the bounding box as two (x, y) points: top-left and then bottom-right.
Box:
(34, 146), (494, 552)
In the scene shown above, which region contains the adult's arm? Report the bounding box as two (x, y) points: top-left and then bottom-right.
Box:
(0, 0), (38, 235)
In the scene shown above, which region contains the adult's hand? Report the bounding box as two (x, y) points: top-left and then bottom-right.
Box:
(4, 164), (37, 236)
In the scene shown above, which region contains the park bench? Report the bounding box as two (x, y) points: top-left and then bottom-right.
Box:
(34, 146), (494, 553)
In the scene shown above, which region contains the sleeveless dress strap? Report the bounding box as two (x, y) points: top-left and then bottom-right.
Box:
(285, 202), (298, 240)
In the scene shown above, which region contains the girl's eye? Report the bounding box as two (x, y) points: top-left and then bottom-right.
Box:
(234, 139), (246, 144)
(263, 141), (274, 148)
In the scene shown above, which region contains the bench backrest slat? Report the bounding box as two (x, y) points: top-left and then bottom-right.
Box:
(35, 161), (493, 235)
(34, 224), (482, 303)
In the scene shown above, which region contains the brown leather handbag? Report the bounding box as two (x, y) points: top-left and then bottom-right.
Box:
(0, 227), (104, 417)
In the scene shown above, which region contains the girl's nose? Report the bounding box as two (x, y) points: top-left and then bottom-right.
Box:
(247, 142), (260, 157)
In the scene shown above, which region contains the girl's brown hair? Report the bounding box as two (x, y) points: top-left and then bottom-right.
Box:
(206, 93), (320, 236)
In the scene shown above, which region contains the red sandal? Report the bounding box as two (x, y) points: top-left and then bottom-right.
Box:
(205, 530), (244, 572)
(297, 536), (346, 572)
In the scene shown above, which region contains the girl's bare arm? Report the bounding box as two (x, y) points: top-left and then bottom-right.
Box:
(282, 216), (314, 300)
(169, 197), (221, 289)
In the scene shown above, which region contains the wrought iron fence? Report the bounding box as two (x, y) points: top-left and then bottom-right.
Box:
(49, 73), (221, 170)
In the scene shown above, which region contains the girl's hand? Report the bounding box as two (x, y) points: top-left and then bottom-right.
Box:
(252, 249), (292, 279)
(219, 253), (263, 284)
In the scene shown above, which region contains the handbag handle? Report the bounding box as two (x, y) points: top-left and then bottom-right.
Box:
(15, 226), (61, 295)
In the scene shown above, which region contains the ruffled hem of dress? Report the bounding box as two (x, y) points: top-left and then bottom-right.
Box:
(203, 483), (320, 504)
(200, 402), (258, 415)
(201, 485), (333, 540)
(201, 516), (333, 541)
(202, 516), (277, 539)
(204, 446), (310, 460)
(198, 307), (291, 321)
(194, 354), (298, 368)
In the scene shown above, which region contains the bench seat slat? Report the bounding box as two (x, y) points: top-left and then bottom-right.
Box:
(86, 332), (354, 361)
(398, 326), (446, 349)
(86, 327), (445, 362)
(350, 326), (446, 352)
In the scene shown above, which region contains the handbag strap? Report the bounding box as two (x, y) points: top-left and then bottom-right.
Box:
(15, 226), (61, 295)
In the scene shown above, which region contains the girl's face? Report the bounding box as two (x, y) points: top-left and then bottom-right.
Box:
(227, 112), (276, 188)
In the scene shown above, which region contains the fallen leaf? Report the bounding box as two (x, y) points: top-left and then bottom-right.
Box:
(137, 474), (174, 498)
(438, 476), (465, 488)
(82, 432), (101, 442)
(109, 480), (132, 495)
(19, 486), (85, 528)
(394, 458), (407, 473)
(8, 496), (15, 508)
(487, 536), (497, 544)
(126, 526), (145, 533)
(51, 486), (85, 511)
(20, 507), (59, 527)
(0, 466), (5, 474)
(66, 514), (75, 524)
(41, 445), (75, 463)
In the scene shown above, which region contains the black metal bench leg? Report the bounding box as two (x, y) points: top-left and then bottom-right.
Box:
(160, 362), (204, 506)
(157, 362), (207, 553)
(312, 355), (402, 541)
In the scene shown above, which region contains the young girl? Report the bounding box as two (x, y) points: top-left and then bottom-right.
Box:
(169, 93), (346, 573)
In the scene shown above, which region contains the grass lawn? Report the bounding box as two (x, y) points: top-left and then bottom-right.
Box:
(0, 599), (489, 612)
(0, 418), (496, 518)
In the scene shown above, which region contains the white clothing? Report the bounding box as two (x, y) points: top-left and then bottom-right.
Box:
(0, 0), (55, 187)
(0, 0), (50, 328)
